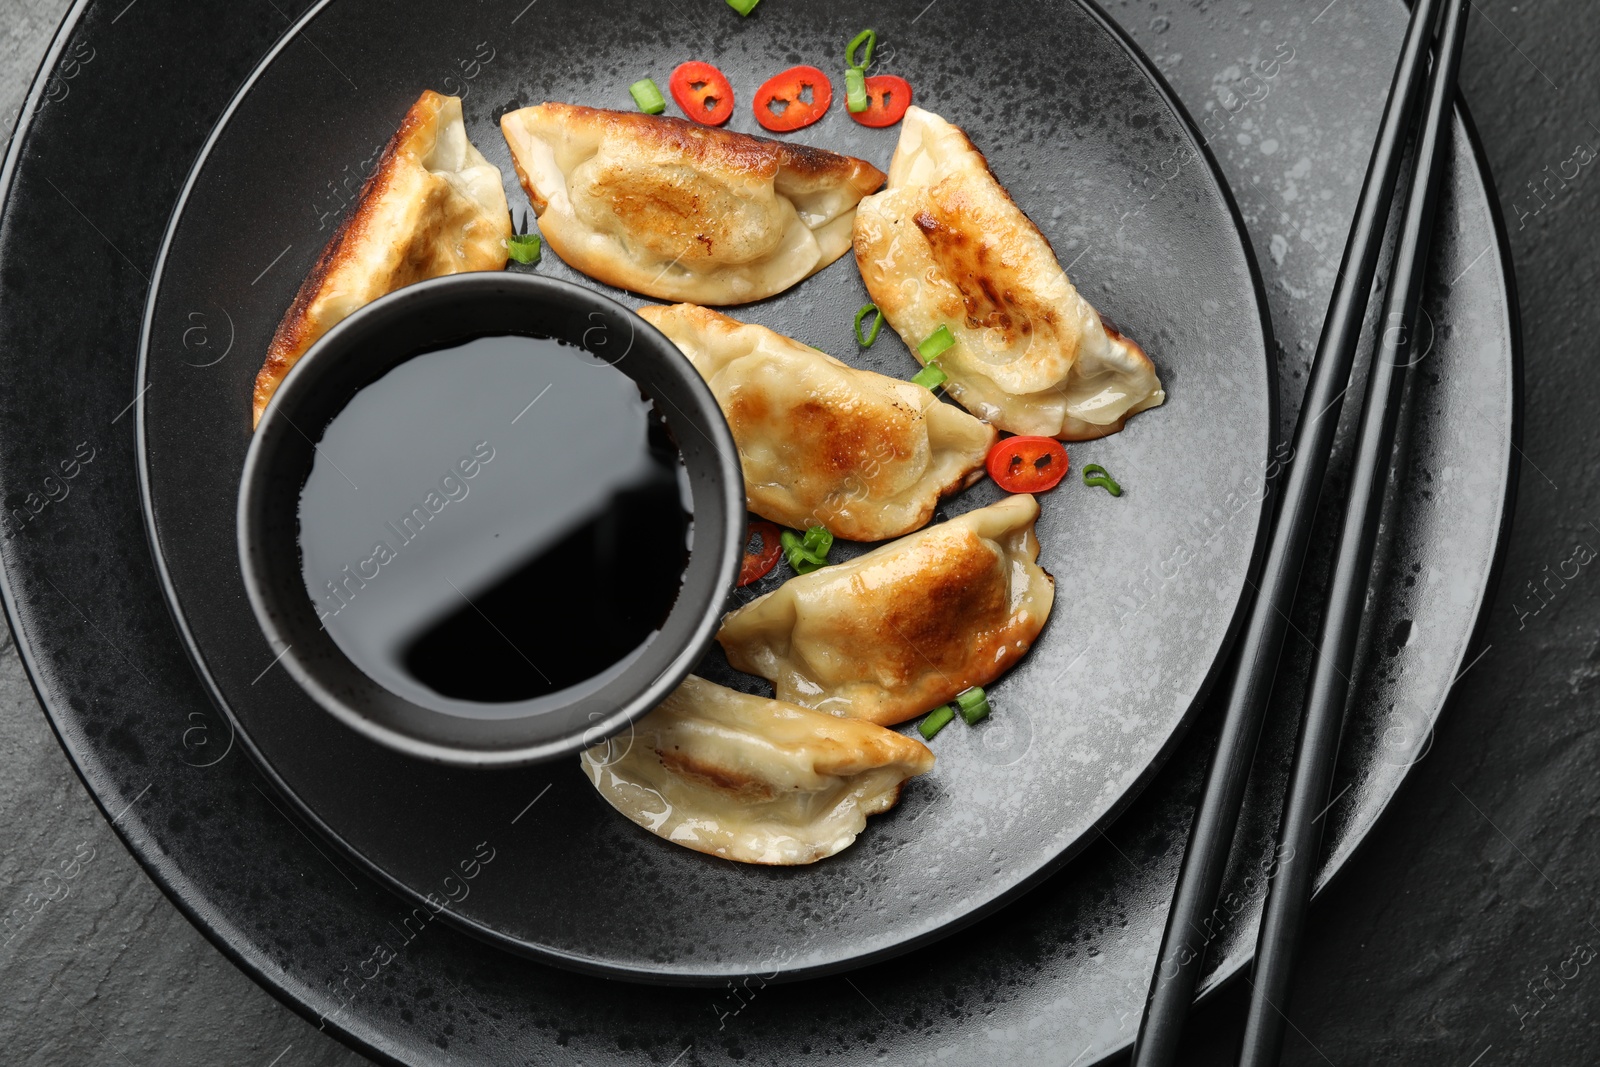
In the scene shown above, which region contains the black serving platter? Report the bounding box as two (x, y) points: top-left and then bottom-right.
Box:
(136, 0), (1274, 982)
(0, 0), (1519, 1063)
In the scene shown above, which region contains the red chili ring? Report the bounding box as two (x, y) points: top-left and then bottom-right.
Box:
(738, 519), (784, 585)
(985, 436), (1070, 494)
(669, 61), (735, 126)
(848, 74), (913, 128)
(754, 65), (833, 132)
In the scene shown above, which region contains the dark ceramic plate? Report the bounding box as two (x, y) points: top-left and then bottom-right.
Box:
(134, 0), (1274, 981)
(0, 0), (1517, 1062)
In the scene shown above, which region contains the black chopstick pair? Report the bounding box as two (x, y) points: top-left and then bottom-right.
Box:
(1129, 2), (1473, 1066)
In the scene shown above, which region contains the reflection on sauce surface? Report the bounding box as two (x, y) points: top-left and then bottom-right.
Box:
(298, 334), (691, 713)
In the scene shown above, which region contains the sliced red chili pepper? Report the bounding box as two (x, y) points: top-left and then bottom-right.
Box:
(986, 436), (1070, 494)
(738, 519), (783, 586)
(753, 65), (833, 132)
(669, 61), (735, 126)
(848, 74), (912, 128)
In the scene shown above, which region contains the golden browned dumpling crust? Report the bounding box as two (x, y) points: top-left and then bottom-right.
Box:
(716, 495), (1055, 726)
(639, 303), (996, 541)
(252, 91), (511, 426)
(581, 675), (934, 865)
(853, 106), (1165, 440)
(500, 104), (884, 304)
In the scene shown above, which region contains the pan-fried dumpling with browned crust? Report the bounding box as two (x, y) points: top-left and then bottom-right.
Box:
(500, 104), (884, 305)
(853, 106), (1164, 440)
(717, 495), (1053, 727)
(253, 90), (511, 426)
(581, 675), (934, 865)
(638, 303), (995, 541)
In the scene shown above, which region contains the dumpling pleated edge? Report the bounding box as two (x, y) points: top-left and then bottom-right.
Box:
(499, 103), (884, 306)
(852, 106), (1165, 440)
(252, 90), (512, 427)
(581, 676), (935, 865)
(638, 302), (997, 541)
(716, 495), (1056, 727)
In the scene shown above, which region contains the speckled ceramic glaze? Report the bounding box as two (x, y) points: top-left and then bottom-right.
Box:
(0, 0), (1517, 1063)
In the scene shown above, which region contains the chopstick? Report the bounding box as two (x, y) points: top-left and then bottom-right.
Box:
(1236, 3), (1473, 1064)
(1127, 1), (1448, 1063)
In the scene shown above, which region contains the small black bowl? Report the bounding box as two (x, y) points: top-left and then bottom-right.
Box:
(238, 274), (743, 767)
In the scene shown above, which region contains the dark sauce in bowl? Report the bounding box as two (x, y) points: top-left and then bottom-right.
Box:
(297, 335), (692, 714)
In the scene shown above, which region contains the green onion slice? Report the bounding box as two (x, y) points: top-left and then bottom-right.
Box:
(910, 363), (948, 390)
(726, 0), (761, 14)
(854, 303), (884, 348)
(918, 705), (955, 740)
(845, 67), (869, 112)
(781, 526), (834, 574)
(779, 529), (814, 561)
(629, 78), (667, 114)
(918, 324), (955, 360)
(955, 686), (991, 725)
(1082, 463), (1124, 497)
(506, 233), (542, 265)
(801, 524), (833, 558)
(846, 28), (877, 71)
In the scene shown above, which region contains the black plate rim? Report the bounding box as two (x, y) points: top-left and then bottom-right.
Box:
(1314, 92), (1527, 896)
(0, 3), (1515, 1058)
(0, 3), (415, 1064)
(131, 0), (1281, 984)
(128, 0), (1282, 984)
(1176, 91), (1526, 1013)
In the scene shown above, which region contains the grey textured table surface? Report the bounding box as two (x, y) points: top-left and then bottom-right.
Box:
(2, 1), (1596, 1065)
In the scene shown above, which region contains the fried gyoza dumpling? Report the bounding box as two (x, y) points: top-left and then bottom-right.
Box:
(500, 104), (884, 305)
(638, 303), (996, 541)
(717, 495), (1053, 726)
(853, 106), (1165, 440)
(253, 91), (511, 426)
(581, 676), (934, 865)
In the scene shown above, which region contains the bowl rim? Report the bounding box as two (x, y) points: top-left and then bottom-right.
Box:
(236, 272), (744, 767)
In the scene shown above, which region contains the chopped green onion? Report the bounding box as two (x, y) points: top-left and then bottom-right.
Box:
(726, 0), (760, 15)
(1082, 463), (1124, 497)
(781, 526), (833, 575)
(918, 324), (955, 360)
(845, 67), (869, 112)
(801, 524), (833, 558)
(506, 233), (542, 265)
(955, 686), (991, 725)
(910, 362), (948, 390)
(854, 303), (884, 348)
(629, 78), (666, 114)
(778, 531), (818, 563)
(846, 28), (877, 71)
(918, 705), (955, 740)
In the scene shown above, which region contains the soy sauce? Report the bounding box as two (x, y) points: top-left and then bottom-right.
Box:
(297, 335), (692, 711)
